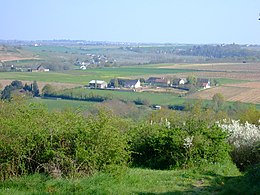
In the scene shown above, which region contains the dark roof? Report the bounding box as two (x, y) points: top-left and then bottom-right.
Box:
(124, 79), (139, 87)
(147, 77), (168, 83)
(36, 65), (45, 70)
(197, 78), (209, 83)
(147, 77), (161, 82)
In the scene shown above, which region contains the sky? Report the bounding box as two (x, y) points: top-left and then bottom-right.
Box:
(1, 0), (260, 44)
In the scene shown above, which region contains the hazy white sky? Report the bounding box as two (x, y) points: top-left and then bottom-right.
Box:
(1, 0), (260, 44)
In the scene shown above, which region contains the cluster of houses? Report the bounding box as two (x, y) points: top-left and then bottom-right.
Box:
(88, 79), (141, 89)
(75, 54), (117, 70)
(88, 76), (211, 91)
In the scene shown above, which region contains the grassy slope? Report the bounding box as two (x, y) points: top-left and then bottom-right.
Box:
(0, 163), (244, 195)
(63, 87), (184, 106)
(31, 98), (96, 111)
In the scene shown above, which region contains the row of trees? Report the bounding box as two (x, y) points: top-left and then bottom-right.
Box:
(178, 44), (259, 59)
(1, 80), (39, 100)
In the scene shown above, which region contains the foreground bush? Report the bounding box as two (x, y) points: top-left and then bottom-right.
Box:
(129, 119), (231, 169)
(0, 100), (129, 180)
(219, 120), (260, 170)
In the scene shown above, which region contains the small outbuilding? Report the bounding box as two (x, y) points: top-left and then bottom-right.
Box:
(89, 80), (107, 89)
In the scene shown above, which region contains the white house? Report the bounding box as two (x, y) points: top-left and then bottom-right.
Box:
(124, 79), (141, 89)
(178, 78), (187, 85)
(197, 78), (211, 89)
(89, 80), (107, 89)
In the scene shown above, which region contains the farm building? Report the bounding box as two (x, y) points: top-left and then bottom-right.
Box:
(197, 78), (210, 89)
(146, 77), (170, 87)
(108, 78), (141, 89)
(108, 78), (125, 88)
(89, 80), (107, 89)
(30, 65), (49, 72)
(124, 79), (141, 89)
(172, 78), (188, 87)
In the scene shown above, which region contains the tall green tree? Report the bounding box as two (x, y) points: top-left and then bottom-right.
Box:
(212, 93), (225, 111)
(23, 83), (32, 92)
(32, 81), (39, 97)
(187, 75), (197, 86)
(42, 84), (55, 96)
(1, 85), (13, 100)
(114, 77), (119, 88)
(11, 80), (23, 89)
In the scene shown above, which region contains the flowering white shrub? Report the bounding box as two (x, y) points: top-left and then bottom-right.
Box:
(183, 136), (194, 149)
(218, 119), (260, 170)
(220, 120), (260, 148)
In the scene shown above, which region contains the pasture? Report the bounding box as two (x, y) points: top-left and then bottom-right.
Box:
(60, 87), (185, 106)
(31, 98), (96, 111)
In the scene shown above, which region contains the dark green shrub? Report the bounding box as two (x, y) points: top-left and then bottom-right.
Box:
(129, 119), (230, 169)
(0, 100), (129, 180)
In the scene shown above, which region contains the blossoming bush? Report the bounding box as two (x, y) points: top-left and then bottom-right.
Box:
(220, 120), (260, 170)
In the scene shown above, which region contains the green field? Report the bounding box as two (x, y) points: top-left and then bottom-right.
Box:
(31, 98), (96, 111)
(66, 88), (184, 105)
(0, 66), (194, 84)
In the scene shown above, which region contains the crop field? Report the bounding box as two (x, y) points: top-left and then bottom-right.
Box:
(160, 62), (260, 72)
(187, 81), (260, 104)
(159, 62), (260, 81)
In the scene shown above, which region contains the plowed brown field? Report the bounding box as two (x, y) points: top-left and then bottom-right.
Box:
(187, 82), (260, 104)
(160, 62), (260, 81)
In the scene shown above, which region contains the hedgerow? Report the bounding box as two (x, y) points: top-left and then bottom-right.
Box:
(129, 119), (231, 169)
(0, 99), (129, 180)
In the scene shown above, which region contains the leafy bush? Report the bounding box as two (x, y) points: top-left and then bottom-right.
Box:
(129, 119), (230, 169)
(219, 120), (260, 170)
(0, 100), (129, 180)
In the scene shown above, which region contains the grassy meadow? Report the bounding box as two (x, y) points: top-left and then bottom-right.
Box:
(62, 87), (184, 105)
(31, 98), (96, 111)
(0, 163), (245, 194)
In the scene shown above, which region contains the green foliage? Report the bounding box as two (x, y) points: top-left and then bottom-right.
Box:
(239, 105), (260, 125)
(212, 93), (225, 111)
(187, 75), (197, 85)
(1, 85), (13, 100)
(129, 119), (230, 169)
(41, 84), (56, 96)
(32, 80), (39, 97)
(1, 80), (30, 100)
(133, 98), (150, 106)
(0, 101), (129, 180)
(23, 83), (32, 92)
(10, 80), (23, 89)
